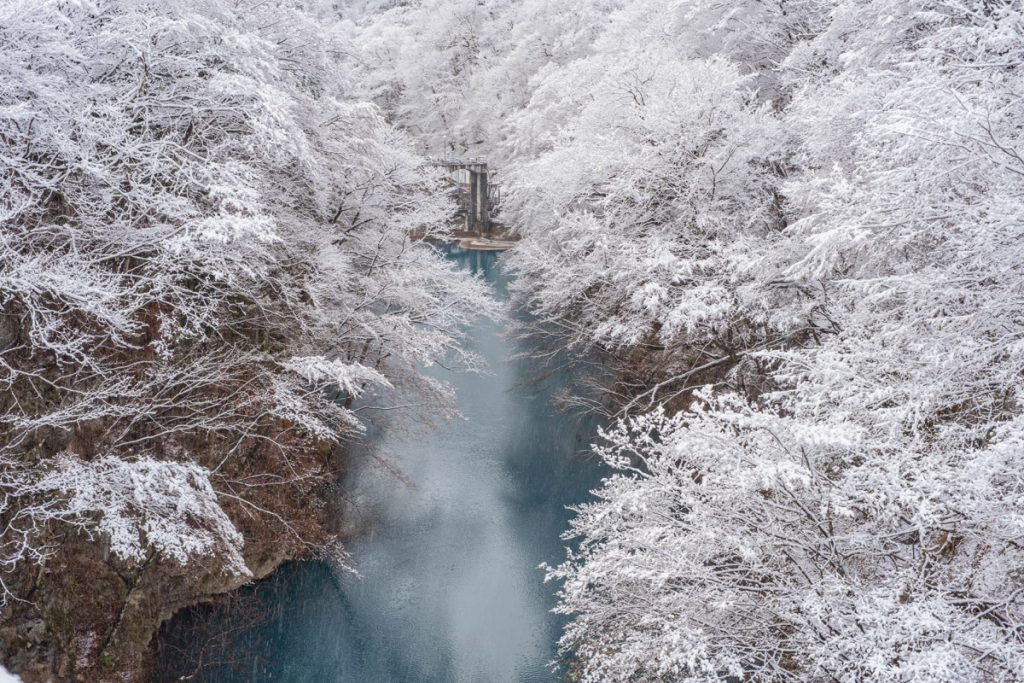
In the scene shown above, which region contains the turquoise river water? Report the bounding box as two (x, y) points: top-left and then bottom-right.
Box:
(156, 247), (606, 682)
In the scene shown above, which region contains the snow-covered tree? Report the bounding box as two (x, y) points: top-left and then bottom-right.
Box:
(343, 0), (1024, 679)
(550, 394), (1024, 682)
(0, 0), (493, 605)
(534, 1), (1024, 680)
(347, 0), (624, 156)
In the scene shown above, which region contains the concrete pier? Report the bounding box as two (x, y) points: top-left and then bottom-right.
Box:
(426, 157), (493, 234)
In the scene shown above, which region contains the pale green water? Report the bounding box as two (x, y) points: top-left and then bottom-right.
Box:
(156, 247), (605, 682)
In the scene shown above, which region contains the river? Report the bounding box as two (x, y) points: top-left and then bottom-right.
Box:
(155, 247), (606, 682)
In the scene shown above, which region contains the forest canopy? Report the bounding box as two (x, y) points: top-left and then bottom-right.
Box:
(3, 0), (1024, 681)
(349, 0), (1024, 681)
(0, 0), (492, 607)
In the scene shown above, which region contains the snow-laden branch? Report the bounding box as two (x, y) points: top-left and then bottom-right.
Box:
(33, 455), (250, 576)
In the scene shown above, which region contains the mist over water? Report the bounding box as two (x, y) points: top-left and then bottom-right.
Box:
(157, 247), (606, 682)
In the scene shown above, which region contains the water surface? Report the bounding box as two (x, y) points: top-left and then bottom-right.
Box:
(157, 248), (605, 682)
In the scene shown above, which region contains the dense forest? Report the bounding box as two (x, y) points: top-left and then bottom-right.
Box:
(0, 1), (495, 677)
(3, 0), (1024, 681)
(346, 2), (1024, 680)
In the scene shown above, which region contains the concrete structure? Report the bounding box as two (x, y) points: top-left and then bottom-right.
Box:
(425, 157), (494, 234)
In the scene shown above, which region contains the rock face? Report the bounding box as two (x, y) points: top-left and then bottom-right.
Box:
(0, 443), (342, 682)
(1, 525), (303, 681)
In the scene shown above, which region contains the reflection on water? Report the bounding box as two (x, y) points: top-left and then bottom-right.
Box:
(156, 247), (605, 682)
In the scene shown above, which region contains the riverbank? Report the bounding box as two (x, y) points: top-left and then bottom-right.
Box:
(413, 227), (521, 252)
(456, 236), (518, 251)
